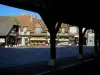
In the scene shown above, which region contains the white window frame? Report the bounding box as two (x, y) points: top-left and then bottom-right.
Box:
(35, 27), (42, 33)
(23, 27), (28, 32)
(62, 27), (66, 33)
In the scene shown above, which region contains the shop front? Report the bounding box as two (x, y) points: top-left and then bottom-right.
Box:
(30, 37), (47, 46)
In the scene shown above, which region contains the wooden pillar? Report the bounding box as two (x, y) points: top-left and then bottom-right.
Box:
(50, 34), (56, 58)
(94, 30), (98, 53)
(15, 37), (17, 45)
(48, 32), (56, 66)
(40, 14), (61, 66)
(48, 23), (61, 66)
(28, 35), (31, 46)
(78, 26), (83, 59)
(5, 36), (8, 46)
(98, 34), (100, 48)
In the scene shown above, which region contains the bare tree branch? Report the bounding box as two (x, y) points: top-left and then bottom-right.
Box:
(55, 22), (61, 34)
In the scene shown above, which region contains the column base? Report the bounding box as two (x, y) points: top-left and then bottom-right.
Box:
(48, 59), (56, 66)
(77, 54), (83, 59)
(5, 45), (8, 48)
(93, 52), (98, 57)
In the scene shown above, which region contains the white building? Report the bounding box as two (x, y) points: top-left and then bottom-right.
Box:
(87, 31), (94, 46)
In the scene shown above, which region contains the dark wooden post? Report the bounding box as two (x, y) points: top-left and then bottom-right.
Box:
(29, 35), (31, 46)
(48, 33), (56, 66)
(40, 14), (61, 66)
(78, 26), (83, 59)
(5, 36), (8, 46)
(94, 30), (98, 53)
(48, 22), (61, 66)
(98, 34), (100, 48)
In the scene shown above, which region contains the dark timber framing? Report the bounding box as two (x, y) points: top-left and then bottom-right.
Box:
(95, 30), (98, 53)
(40, 14), (62, 66)
(78, 27), (87, 59)
(49, 22), (61, 66)
(50, 22), (61, 59)
(98, 34), (100, 48)
(5, 36), (8, 46)
(79, 26), (83, 57)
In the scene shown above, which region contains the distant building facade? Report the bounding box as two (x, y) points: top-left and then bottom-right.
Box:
(1, 12), (95, 47)
(0, 16), (20, 47)
(15, 13), (70, 46)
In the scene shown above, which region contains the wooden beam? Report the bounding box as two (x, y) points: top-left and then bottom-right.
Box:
(94, 30), (98, 52)
(5, 37), (8, 46)
(98, 34), (100, 48)
(41, 15), (57, 66)
(55, 22), (61, 34)
(78, 26), (83, 59)
(82, 28), (88, 36)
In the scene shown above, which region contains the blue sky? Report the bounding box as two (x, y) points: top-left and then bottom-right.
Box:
(0, 4), (41, 19)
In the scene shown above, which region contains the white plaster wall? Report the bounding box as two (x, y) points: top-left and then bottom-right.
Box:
(19, 28), (21, 35)
(20, 31), (30, 35)
(21, 31), (24, 35)
(21, 37), (25, 46)
(69, 27), (78, 35)
(0, 38), (5, 43)
(87, 33), (94, 46)
(21, 37), (29, 46)
(27, 31), (30, 35)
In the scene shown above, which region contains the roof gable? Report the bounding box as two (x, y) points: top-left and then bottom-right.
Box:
(0, 16), (18, 36)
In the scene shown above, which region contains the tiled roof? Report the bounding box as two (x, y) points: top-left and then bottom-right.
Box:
(32, 19), (47, 33)
(0, 16), (18, 36)
(15, 16), (33, 31)
(61, 23), (69, 32)
(0, 15), (69, 36)
(16, 15), (47, 33)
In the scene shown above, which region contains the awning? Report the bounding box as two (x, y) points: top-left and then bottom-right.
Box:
(59, 39), (69, 41)
(74, 35), (79, 37)
(30, 38), (58, 40)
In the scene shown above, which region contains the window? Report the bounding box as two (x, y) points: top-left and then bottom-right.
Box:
(47, 31), (50, 35)
(23, 27), (28, 35)
(24, 31), (27, 35)
(90, 40), (92, 42)
(69, 26), (78, 35)
(35, 27), (42, 33)
(11, 30), (14, 33)
(23, 27), (27, 32)
(27, 31), (30, 35)
(62, 27), (66, 33)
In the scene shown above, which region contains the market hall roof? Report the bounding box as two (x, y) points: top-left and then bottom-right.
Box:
(0, 16), (19, 36)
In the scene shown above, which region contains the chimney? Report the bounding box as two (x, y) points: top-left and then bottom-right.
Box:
(21, 11), (26, 16)
(30, 12), (33, 22)
(36, 16), (38, 19)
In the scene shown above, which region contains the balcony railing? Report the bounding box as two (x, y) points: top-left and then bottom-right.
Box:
(9, 33), (17, 36)
(19, 32), (69, 37)
(30, 33), (46, 36)
(57, 33), (69, 37)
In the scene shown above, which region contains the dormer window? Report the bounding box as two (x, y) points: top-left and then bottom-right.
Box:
(62, 27), (66, 33)
(23, 27), (28, 32)
(35, 27), (42, 33)
(35, 23), (42, 34)
(11, 30), (14, 33)
(23, 27), (28, 35)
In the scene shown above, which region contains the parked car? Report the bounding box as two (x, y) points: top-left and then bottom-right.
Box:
(57, 42), (69, 46)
